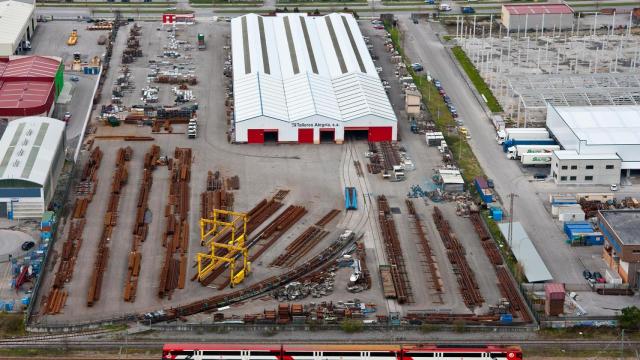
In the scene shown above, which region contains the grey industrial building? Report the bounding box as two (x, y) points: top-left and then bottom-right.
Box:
(598, 210), (640, 289)
(0, 117), (66, 219)
(547, 104), (640, 185)
(501, 3), (574, 31)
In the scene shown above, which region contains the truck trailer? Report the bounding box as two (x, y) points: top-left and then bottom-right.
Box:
(502, 138), (556, 152)
(496, 127), (549, 144)
(507, 144), (560, 159)
(520, 152), (553, 166)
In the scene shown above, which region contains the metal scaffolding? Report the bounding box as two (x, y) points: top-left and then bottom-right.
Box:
(506, 73), (640, 126)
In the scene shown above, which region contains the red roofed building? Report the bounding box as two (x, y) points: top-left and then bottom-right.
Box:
(502, 3), (574, 31)
(0, 55), (63, 118)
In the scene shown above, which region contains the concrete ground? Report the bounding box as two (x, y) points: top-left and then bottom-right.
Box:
(29, 21), (104, 154)
(399, 16), (640, 316)
(32, 18), (519, 325)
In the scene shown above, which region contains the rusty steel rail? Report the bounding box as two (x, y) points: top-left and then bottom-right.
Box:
(87, 147), (132, 307)
(124, 145), (160, 302)
(432, 206), (484, 309)
(158, 148), (192, 299)
(377, 195), (413, 304)
(270, 209), (339, 267)
(44, 149), (104, 314)
(154, 229), (357, 322)
(195, 192), (289, 286)
(405, 199), (444, 296)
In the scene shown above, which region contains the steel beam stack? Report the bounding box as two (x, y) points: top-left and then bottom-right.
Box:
(270, 209), (340, 267)
(432, 206), (484, 309)
(158, 148), (192, 299)
(124, 145), (160, 302)
(87, 147), (132, 307)
(376, 195), (413, 304)
(44, 147), (103, 314)
(405, 199), (444, 297)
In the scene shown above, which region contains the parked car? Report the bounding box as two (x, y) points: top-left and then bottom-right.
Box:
(373, 25), (385, 30)
(21, 241), (35, 251)
(533, 173), (547, 180)
(443, 95), (451, 104)
(486, 179), (494, 189)
(70, 75), (79, 82)
(438, 88), (446, 96)
(411, 63), (424, 71)
(462, 6), (475, 14)
(593, 272), (605, 283)
(610, 184), (618, 191)
(433, 80), (442, 88)
(63, 112), (72, 122)
(582, 270), (592, 280)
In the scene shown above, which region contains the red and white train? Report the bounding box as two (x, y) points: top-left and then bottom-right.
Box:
(162, 344), (523, 360)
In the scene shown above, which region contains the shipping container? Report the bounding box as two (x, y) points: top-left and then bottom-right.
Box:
(474, 177), (493, 203)
(379, 265), (397, 299)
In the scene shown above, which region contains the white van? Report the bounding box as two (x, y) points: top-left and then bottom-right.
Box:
(439, 3), (452, 11)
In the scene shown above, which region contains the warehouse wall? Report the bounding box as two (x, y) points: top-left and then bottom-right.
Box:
(504, 13), (574, 31)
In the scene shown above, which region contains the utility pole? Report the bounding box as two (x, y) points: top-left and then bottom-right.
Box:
(508, 193), (518, 248)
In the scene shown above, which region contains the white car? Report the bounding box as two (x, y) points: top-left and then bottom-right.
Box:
(610, 184), (618, 191)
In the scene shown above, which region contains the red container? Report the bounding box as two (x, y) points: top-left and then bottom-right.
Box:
(545, 283), (565, 301)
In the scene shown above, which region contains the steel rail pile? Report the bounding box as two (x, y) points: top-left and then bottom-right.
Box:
(270, 209), (340, 267)
(355, 241), (371, 290)
(215, 204), (308, 290)
(156, 229), (357, 322)
(377, 195), (413, 304)
(378, 141), (402, 171)
(124, 145), (160, 302)
(87, 147), (132, 307)
(432, 206), (484, 309)
(158, 148), (192, 299)
(193, 191), (289, 286)
(200, 171), (235, 235)
(468, 211), (530, 322)
(405, 199), (444, 294)
(44, 149), (104, 314)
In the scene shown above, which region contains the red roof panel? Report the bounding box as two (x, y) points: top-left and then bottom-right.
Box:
(504, 4), (573, 15)
(0, 56), (59, 116)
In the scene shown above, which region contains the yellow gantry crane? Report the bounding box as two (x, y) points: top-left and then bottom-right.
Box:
(197, 209), (250, 287)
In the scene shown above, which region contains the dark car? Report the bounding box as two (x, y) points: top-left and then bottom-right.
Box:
(583, 270), (592, 280)
(21, 241), (35, 251)
(533, 173), (548, 180)
(593, 272), (605, 283)
(443, 95), (452, 104)
(486, 179), (494, 188)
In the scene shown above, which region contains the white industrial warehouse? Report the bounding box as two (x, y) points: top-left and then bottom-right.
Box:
(0, 117), (66, 219)
(0, 0), (37, 56)
(546, 104), (640, 185)
(231, 13), (397, 144)
(501, 3), (574, 31)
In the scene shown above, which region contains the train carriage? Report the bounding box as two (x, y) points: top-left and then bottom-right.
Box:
(162, 344), (522, 360)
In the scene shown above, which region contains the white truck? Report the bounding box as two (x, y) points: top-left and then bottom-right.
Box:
(496, 128), (549, 144)
(507, 144), (560, 160)
(439, 3), (452, 11)
(520, 152), (553, 166)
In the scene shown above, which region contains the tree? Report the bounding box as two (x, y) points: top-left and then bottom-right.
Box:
(618, 306), (640, 330)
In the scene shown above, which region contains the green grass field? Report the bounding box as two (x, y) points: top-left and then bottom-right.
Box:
(451, 46), (503, 113)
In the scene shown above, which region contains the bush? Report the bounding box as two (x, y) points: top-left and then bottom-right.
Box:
(340, 319), (363, 333)
(619, 306), (640, 330)
(451, 46), (503, 113)
(0, 313), (25, 337)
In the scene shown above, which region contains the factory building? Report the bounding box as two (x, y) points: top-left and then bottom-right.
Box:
(546, 104), (640, 185)
(0, 55), (64, 119)
(550, 151), (621, 185)
(0, 0), (37, 56)
(0, 117), (66, 219)
(598, 210), (640, 289)
(231, 13), (397, 144)
(501, 4), (574, 31)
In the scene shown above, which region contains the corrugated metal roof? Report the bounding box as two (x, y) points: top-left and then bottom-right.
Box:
(0, 1), (34, 50)
(0, 117), (65, 186)
(553, 150), (620, 160)
(1, 56), (60, 79)
(232, 13), (396, 124)
(503, 4), (573, 15)
(497, 222), (553, 283)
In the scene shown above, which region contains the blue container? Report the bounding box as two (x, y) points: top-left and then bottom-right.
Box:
(93, 67), (99, 75)
(4, 302), (13, 311)
(490, 207), (503, 221)
(83, 67), (90, 74)
(500, 313), (513, 324)
(41, 231), (51, 240)
(21, 297), (30, 305)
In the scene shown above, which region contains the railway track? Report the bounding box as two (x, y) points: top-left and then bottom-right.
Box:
(2, 338), (640, 349)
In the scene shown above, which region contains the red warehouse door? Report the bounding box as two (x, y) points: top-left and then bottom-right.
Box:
(298, 129), (314, 143)
(368, 127), (393, 142)
(247, 129), (264, 144)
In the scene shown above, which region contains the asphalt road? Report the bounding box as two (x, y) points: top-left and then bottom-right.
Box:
(399, 16), (583, 284)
